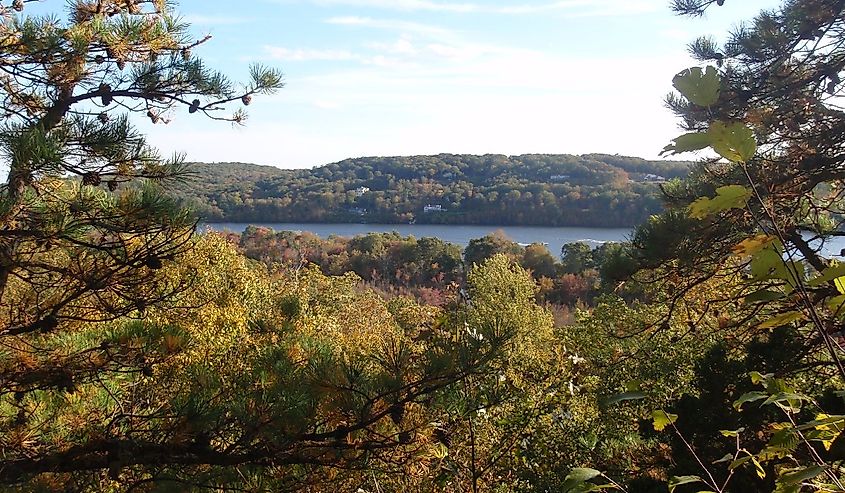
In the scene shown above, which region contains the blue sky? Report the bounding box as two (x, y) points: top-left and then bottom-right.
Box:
(134, 0), (781, 168)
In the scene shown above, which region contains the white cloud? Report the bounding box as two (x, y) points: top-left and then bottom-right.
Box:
(311, 0), (478, 12)
(306, 0), (662, 16)
(263, 46), (359, 61)
(325, 16), (454, 36)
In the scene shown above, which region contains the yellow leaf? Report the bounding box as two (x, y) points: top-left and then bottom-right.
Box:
(732, 235), (777, 257)
(836, 276), (845, 295)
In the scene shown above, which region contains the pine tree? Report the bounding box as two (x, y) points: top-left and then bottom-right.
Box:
(0, 0), (283, 485)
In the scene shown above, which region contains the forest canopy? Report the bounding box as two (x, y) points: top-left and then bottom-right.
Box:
(176, 154), (691, 227)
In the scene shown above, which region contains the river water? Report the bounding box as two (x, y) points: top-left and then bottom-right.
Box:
(203, 222), (845, 258)
(203, 223), (631, 255)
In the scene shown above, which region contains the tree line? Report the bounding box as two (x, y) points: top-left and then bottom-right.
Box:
(176, 154), (691, 227)
(227, 226), (634, 309)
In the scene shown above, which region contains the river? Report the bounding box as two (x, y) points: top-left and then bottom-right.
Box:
(203, 222), (845, 258)
(203, 223), (631, 255)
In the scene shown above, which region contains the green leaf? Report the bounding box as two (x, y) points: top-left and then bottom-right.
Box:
(733, 391), (767, 411)
(719, 428), (744, 437)
(807, 262), (845, 286)
(750, 248), (786, 281)
(561, 468), (605, 492)
(707, 121), (757, 163)
(774, 465), (825, 491)
(602, 391), (646, 406)
(624, 380), (643, 392)
(826, 295), (845, 317)
(758, 311), (805, 330)
(673, 66), (720, 107)
(763, 391), (808, 412)
(565, 468), (602, 482)
(795, 414), (845, 431)
(668, 475), (705, 492)
(689, 185), (752, 219)
(751, 456), (766, 479)
(661, 132), (712, 156)
(749, 371), (772, 385)
(729, 455), (752, 471)
(743, 289), (785, 304)
(713, 453), (734, 464)
(652, 409), (678, 431)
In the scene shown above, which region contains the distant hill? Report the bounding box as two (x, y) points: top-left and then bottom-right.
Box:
(175, 154), (690, 227)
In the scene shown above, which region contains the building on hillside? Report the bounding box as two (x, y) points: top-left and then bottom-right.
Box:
(423, 204), (446, 213)
(354, 186), (370, 196)
(642, 173), (667, 183)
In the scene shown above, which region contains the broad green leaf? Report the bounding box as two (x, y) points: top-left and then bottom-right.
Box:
(729, 455), (752, 470)
(668, 475), (705, 492)
(758, 311), (805, 330)
(707, 121), (757, 163)
(561, 467), (604, 492)
(749, 371), (772, 385)
(603, 391), (646, 406)
(689, 185), (752, 219)
(807, 262), (845, 286)
(795, 414), (845, 431)
(719, 428), (744, 437)
(713, 453), (734, 464)
(673, 66), (720, 107)
(774, 465), (825, 491)
(661, 132), (712, 156)
(759, 428), (799, 460)
(782, 261), (807, 288)
(764, 376), (794, 395)
(826, 295), (845, 317)
(750, 248), (786, 280)
(763, 391), (808, 412)
(733, 391), (767, 411)
(743, 289), (785, 304)
(652, 409), (678, 431)
(565, 468), (602, 482)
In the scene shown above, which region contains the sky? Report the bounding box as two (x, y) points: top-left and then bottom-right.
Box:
(136, 0), (777, 168)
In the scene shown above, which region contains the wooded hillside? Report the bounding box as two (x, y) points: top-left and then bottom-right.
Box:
(178, 154), (690, 227)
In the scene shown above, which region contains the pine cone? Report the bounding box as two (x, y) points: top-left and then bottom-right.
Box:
(99, 84), (112, 106)
(82, 172), (101, 186)
(40, 314), (59, 333)
(145, 256), (163, 269)
(13, 0), (23, 12)
(107, 180), (118, 191)
(189, 99), (200, 114)
(241, 94), (252, 106)
(98, 112), (109, 123)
